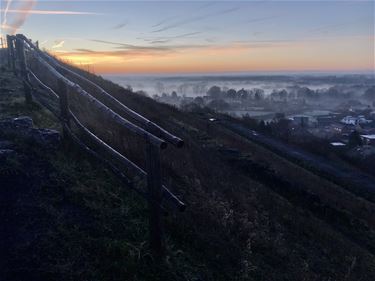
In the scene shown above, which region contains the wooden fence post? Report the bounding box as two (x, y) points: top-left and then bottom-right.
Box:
(6, 35), (11, 68)
(58, 79), (70, 138)
(146, 140), (165, 259)
(11, 37), (16, 74)
(6, 35), (15, 72)
(15, 38), (33, 104)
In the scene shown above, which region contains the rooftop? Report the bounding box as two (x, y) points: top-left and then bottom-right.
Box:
(330, 142), (346, 146)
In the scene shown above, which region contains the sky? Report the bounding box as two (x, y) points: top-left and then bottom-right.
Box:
(0, 0), (374, 74)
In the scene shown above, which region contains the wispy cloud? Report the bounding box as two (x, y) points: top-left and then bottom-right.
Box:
(52, 40), (65, 49)
(152, 16), (177, 28)
(1, 0), (36, 35)
(40, 39), (48, 46)
(88, 36), (299, 57)
(152, 7), (240, 33)
(150, 2), (216, 29)
(307, 17), (370, 35)
(1, 0), (13, 29)
(112, 21), (128, 30)
(52, 41), (287, 65)
(0, 24), (13, 30)
(89, 38), (209, 53)
(89, 39), (167, 51)
(75, 38), (299, 62)
(75, 48), (96, 53)
(149, 40), (170, 44)
(0, 9), (103, 15)
(0, 0), (101, 35)
(139, 31), (202, 44)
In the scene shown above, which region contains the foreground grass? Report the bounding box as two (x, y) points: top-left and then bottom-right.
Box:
(1, 139), (202, 281)
(0, 62), (200, 281)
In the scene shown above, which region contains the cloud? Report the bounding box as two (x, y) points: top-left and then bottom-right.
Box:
(58, 43), (240, 64)
(51, 39), (309, 73)
(52, 40), (65, 49)
(149, 40), (170, 44)
(89, 39), (168, 51)
(139, 31), (202, 44)
(75, 48), (96, 53)
(2, 0), (36, 35)
(64, 40), (295, 61)
(1, 0), (13, 28)
(150, 2), (216, 29)
(0, 24), (13, 30)
(0, 9), (102, 15)
(89, 38), (210, 53)
(152, 16), (177, 28)
(53, 45), (206, 63)
(112, 21), (128, 30)
(88, 36), (298, 58)
(152, 7), (240, 33)
(0, 0), (101, 35)
(40, 39), (48, 45)
(307, 17), (370, 35)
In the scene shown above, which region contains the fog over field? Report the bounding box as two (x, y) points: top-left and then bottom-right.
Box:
(104, 73), (375, 121)
(105, 73), (375, 98)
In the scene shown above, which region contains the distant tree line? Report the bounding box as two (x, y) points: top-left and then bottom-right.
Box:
(204, 85), (375, 101)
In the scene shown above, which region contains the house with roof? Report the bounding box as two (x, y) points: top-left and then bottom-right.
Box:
(341, 115), (372, 126)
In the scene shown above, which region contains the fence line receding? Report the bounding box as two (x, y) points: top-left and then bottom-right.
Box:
(5, 34), (186, 258)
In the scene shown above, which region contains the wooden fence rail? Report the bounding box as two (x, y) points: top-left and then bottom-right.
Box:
(17, 34), (184, 148)
(6, 34), (186, 258)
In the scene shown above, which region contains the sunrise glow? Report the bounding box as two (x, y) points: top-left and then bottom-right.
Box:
(1, 0), (374, 74)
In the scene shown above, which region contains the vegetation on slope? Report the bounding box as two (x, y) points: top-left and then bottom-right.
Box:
(1, 50), (375, 280)
(0, 63), (199, 281)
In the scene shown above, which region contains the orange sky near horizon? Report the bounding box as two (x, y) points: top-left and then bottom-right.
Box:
(51, 35), (374, 74)
(3, 1), (372, 74)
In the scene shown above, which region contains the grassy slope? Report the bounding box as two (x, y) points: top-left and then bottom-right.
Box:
(67, 65), (375, 280)
(1, 49), (375, 281)
(0, 55), (198, 281)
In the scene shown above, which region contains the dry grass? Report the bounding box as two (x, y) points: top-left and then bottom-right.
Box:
(1, 49), (375, 280)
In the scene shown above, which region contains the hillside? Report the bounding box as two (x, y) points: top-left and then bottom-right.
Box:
(1, 48), (375, 281)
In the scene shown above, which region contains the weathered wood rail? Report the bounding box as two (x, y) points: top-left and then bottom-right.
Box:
(6, 34), (185, 258)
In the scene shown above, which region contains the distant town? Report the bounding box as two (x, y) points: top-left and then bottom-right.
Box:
(141, 75), (375, 174)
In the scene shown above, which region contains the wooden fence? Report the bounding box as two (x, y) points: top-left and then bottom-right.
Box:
(6, 34), (185, 258)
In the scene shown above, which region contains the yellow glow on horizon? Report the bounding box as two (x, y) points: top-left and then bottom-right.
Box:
(52, 35), (374, 74)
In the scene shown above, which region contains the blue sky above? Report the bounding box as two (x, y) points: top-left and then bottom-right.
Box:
(1, 1), (374, 73)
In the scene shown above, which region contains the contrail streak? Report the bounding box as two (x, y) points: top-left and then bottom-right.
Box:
(3, 0), (36, 35)
(0, 9), (102, 15)
(1, 0), (13, 28)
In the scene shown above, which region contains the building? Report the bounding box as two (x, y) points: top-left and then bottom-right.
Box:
(341, 116), (372, 125)
(360, 134), (375, 145)
(292, 115), (309, 127)
(317, 116), (334, 127)
(341, 116), (357, 125)
(330, 142), (346, 151)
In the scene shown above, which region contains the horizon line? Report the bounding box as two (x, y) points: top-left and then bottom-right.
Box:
(100, 69), (375, 77)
